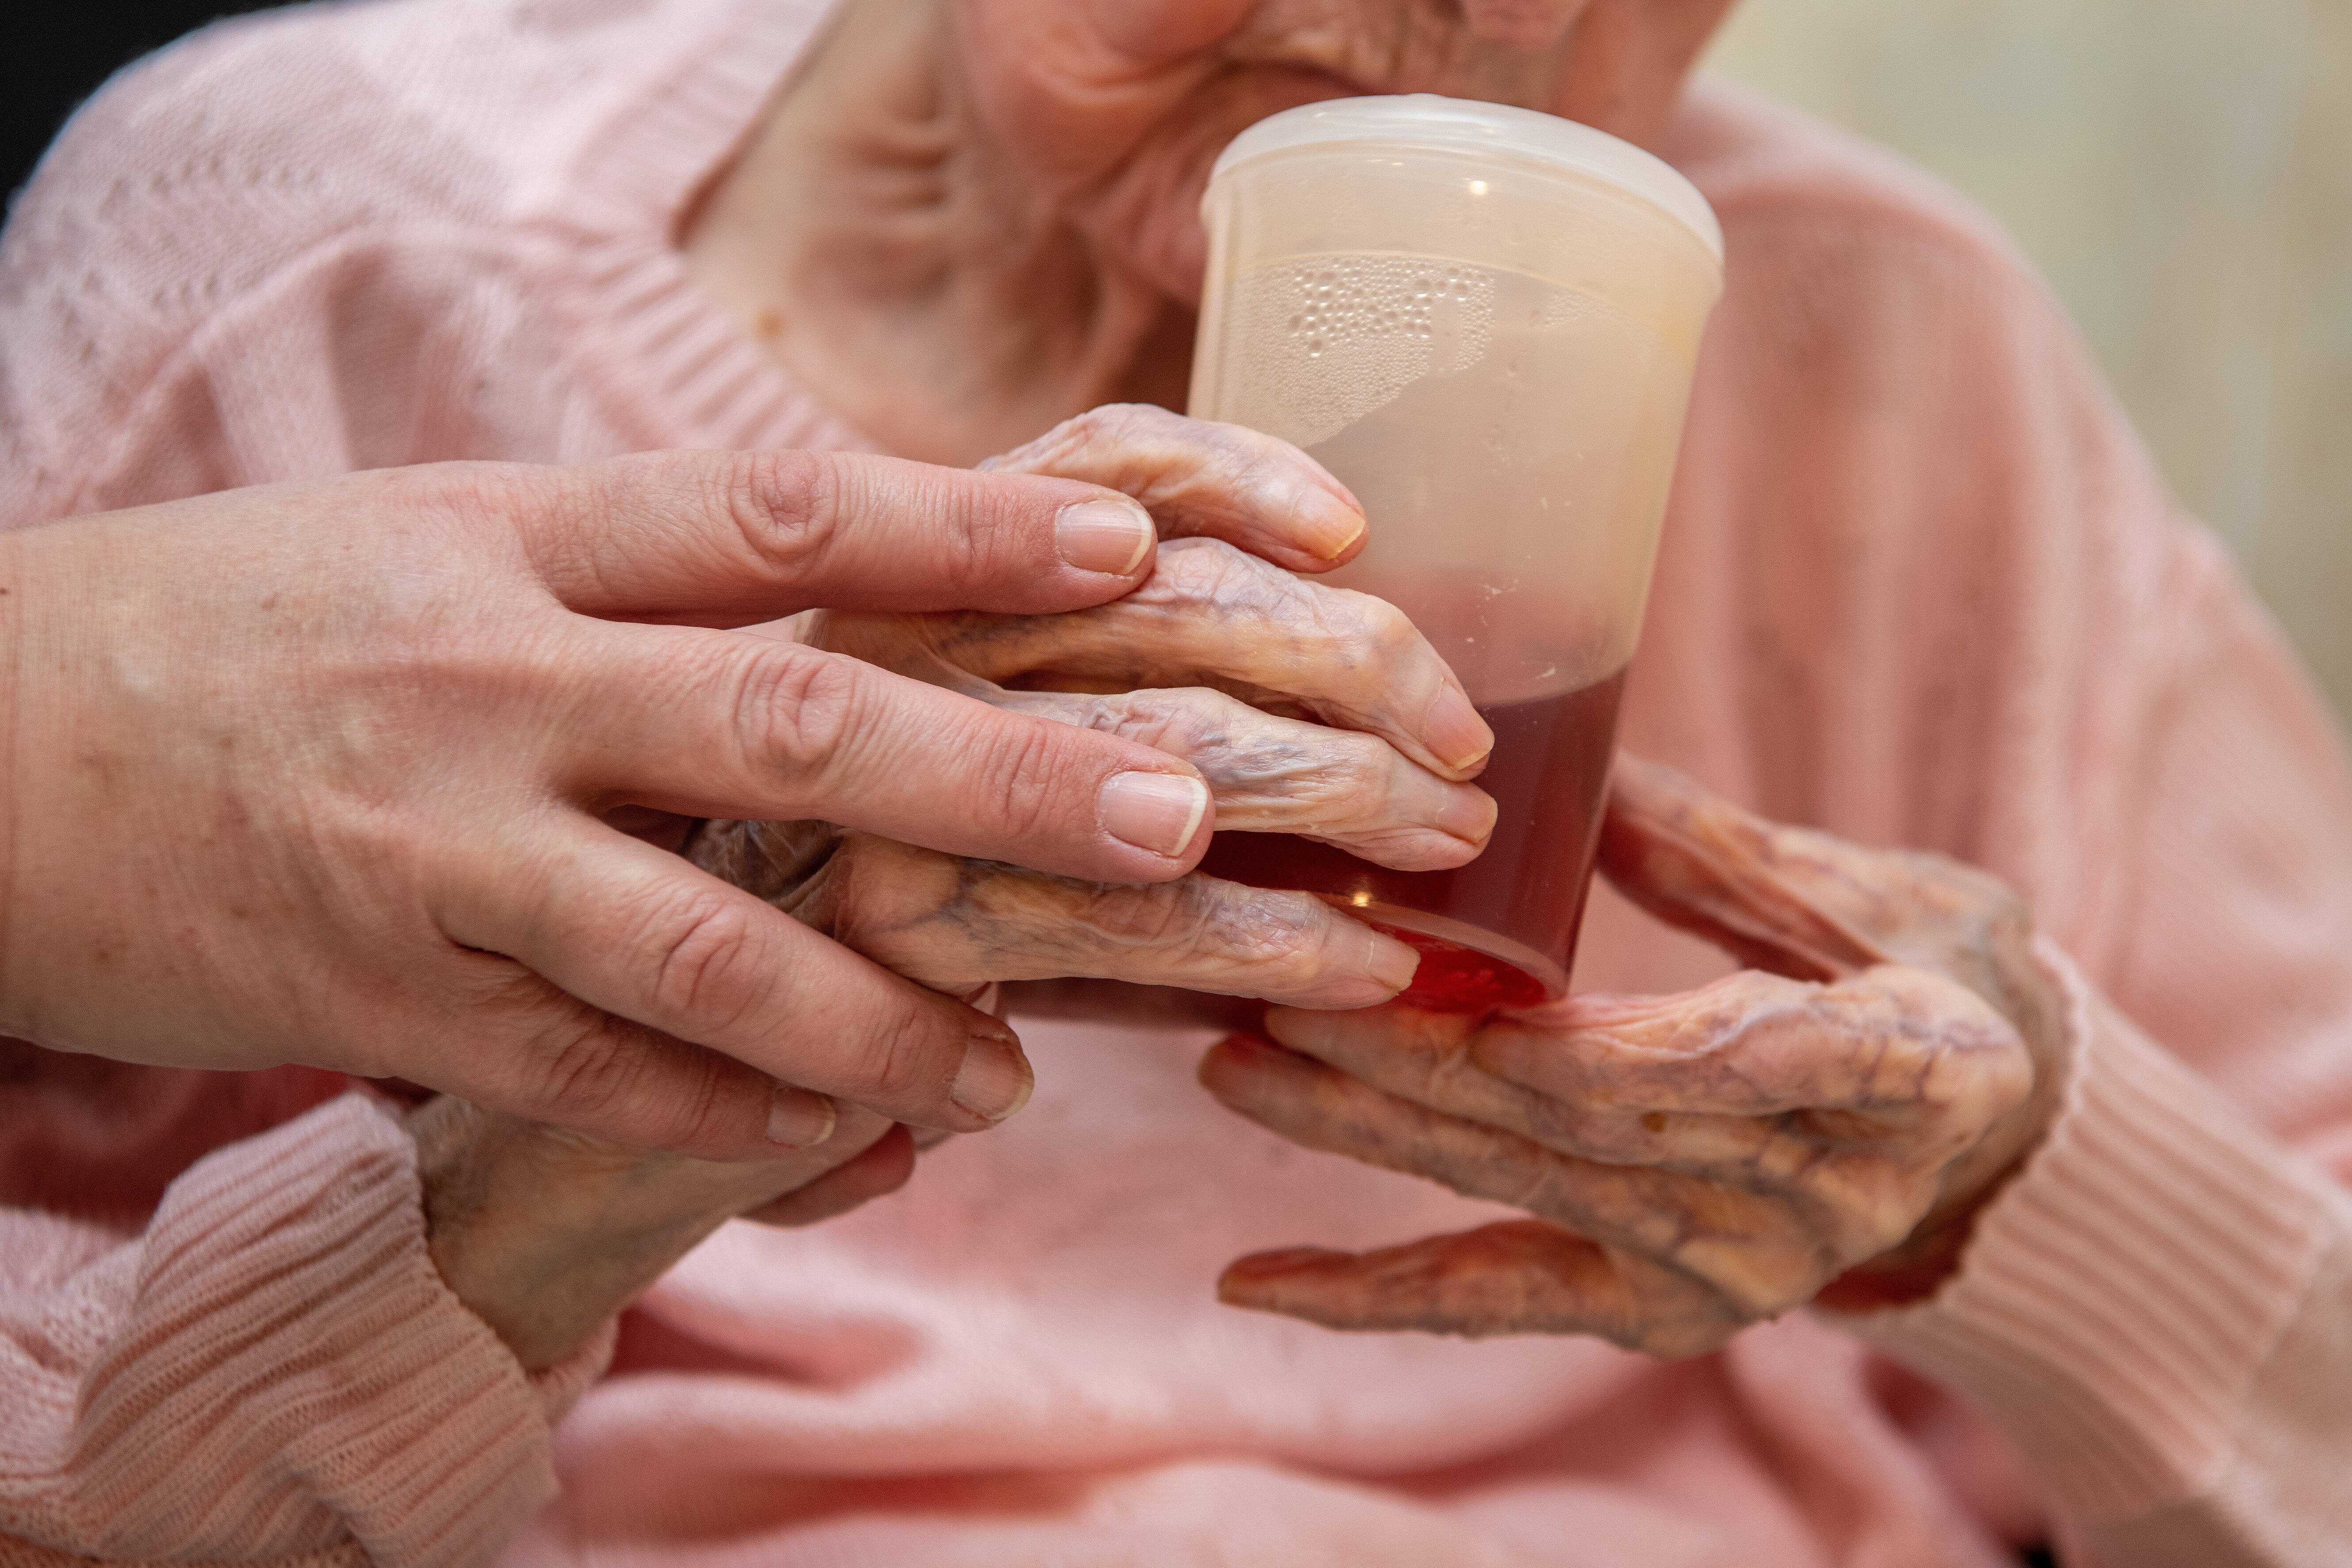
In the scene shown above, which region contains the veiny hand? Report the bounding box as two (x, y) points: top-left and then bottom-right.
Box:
(414, 1096), (914, 1371)
(0, 445), (1367, 1159)
(1199, 755), (2071, 1357)
(693, 406), (1498, 1007)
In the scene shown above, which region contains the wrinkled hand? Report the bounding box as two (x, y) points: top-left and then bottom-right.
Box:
(414, 1096), (912, 1371)
(1199, 755), (2071, 1357)
(695, 406), (1499, 1007)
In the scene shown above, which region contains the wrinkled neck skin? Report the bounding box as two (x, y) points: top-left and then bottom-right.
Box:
(681, 0), (1192, 466)
(680, 0), (1733, 466)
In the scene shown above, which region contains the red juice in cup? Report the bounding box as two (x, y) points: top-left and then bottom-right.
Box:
(1189, 96), (1724, 1009)
(1196, 669), (1626, 1009)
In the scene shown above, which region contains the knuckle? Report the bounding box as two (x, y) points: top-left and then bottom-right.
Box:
(1247, 899), (1364, 989)
(717, 448), (838, 576)
(1091, 880), (1327, 988)
(1207, 725), (1381, 820)
(634, 1053), (736, 1150)
(1083, 879), (1220, 952)
(1507, 1159), (1577, 1225)
(519, 1009), (652, 1123)
(837, 1002), (952, 1106)
(1063, 689), (1215, 755)
(522, 1014), (735, 1150)
(827, 836), (963, 950)
(988, 402), (1146, 474)
(1068, 401), (1142, 450)
(1356, 594), (1423, 658)
(1145, 534), (1249, 597)
(737, 644), (867, 780)
(1395, 1022), (1477, 1102)
(627, 882), (769, 1031)
(956, 708), (1076, 843)
(397, 458), (525, 536)
(1312, 735), (1406, 822)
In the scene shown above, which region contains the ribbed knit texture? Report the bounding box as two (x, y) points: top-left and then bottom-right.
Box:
(0, 1098), (609, 1568)
(1841, 945), (2334, 1517)
(2, 3), (2348, 1565)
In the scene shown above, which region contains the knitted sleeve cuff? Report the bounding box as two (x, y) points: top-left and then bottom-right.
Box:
(44, 1094), (614, 1567)
(1832, 939), (2335, 1522)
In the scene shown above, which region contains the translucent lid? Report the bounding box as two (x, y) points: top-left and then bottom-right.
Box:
(1207, 94), (1722, 265)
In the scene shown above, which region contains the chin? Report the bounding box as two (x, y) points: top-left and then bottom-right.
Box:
(1088, 64), (1366, 306)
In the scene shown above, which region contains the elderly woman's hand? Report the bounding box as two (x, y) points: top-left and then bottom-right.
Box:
(694, 406), (1499, 1009)
(1196, 756), (2072, 1357)
(412, 1095), (914, 1371)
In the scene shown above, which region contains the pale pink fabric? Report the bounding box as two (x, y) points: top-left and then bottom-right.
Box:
(2, 3), (2348, 1566)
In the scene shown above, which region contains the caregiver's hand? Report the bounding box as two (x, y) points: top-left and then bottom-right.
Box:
(1199, 756), (2073, 1358)
(693, 406), (1498, 1006)
(0, 447), (1364, 1159)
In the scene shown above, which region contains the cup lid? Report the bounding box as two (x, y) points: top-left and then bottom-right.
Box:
(1207, 94), (1722, 264)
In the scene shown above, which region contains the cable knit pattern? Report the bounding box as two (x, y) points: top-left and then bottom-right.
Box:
(1, 2), (2348, 1565)
(0, 1097), (609, 1568)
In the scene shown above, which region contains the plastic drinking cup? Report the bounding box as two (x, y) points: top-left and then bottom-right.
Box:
(1188, 94), (1724, 1010)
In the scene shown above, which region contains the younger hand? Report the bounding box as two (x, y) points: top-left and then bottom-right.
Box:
(0, 447), (1275, 1157)
(1199, 756), (2070, 1357)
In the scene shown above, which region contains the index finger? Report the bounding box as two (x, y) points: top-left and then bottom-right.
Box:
(505, 448), (1165, 625)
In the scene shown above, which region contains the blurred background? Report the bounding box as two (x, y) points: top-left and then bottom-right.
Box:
(1707, 0), (2352, 722)
(7, 0), (2347, 720)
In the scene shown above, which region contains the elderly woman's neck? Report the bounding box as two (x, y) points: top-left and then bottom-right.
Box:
(680, 0), (1191, 465)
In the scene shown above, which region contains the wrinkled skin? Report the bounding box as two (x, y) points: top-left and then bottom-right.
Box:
(960, 0), (1743, 302)
(1199, 756), (2071, 1356)
(418, 405), (1510, 1375)
(695, 406), (1501, 1008)
(684, 0), (1739, 461)
(414, 1098), (915, 1371)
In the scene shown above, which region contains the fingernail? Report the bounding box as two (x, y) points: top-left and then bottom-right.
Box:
(1055, 497), (1154, 575)
(950, 1029), (1034, 1124)
(1423, 684), (1493, 772)
(1296, 489), (1367, 559)
(1436, 784), (1499, 844)
(1298, 929), (1423, 1008)
(1368, 929), (1422, 995)
(1099, 771), (1210, 858)
(766, 1086), (837, 1148)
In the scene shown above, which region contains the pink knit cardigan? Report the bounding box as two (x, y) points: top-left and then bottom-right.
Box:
(3, 3), (2348, 1565)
